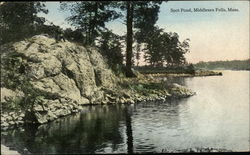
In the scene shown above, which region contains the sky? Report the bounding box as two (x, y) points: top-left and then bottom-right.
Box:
(38, 1), (249, 64)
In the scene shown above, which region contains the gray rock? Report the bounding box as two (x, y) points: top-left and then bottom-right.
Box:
(47, 111), (57, 121)
(1, 144), (20, 155)
(1, 122), (9, 127)
(33, 104), (46, 112)
(5, 116), (13, 121)
(19, 113), (25, 118)
(34, 112), (48, 124)
(0, 88), (24, 103)
(17, 120), (24, 124)
(8, 121), (15, 125)
(54, 109), (71, 117)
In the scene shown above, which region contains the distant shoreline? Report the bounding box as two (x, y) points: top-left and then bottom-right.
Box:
(194, 59), (250, 71)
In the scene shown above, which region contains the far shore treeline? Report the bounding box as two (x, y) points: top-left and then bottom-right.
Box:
(194, 59), (250, 71)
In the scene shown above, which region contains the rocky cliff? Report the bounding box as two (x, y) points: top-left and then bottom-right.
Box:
(1, 35), (118, 126)
(1, 35), (195, 129)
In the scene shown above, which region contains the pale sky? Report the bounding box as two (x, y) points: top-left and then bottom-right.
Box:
(38, 1), (249, 63)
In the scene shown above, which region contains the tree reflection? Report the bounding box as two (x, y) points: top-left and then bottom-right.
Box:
(125, 105), (134, 154)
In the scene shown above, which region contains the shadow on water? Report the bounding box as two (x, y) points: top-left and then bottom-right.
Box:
(1, 71), (249, 153)
(1, 100), (181, 154)
(1, 105), (132, 154)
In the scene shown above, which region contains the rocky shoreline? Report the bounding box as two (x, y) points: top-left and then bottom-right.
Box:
(1, 82), (195, 130)
(1, 85), (194, 155)
(1, 35), (195, 131)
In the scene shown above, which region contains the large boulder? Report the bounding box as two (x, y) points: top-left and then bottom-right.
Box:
(0, 35), (118, 124)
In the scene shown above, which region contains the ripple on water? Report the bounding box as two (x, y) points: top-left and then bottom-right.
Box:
(1, 71), (249, 153)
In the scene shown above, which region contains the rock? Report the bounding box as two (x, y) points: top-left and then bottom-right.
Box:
(170, 83), (195, 98)
(47, 111), (57, 121)
(33, 104), (46, 112)
(1, 34), (117, 104)
(1, 144), (20, 155)
(54, 109), (71, 117)
(5, 116), (13, 121)
(34, 112), (48, 124)
(130, 99), (135, 104)
(8, 121), (15, 125)
(172, 83), (182, 88)
(0, 34), (196, 127)
(0, 88), (24, 103)
(1, 122), (9, 127)
(19, 113), (25, 118)
(131, 69), (144, 78)
(17, 120), (24, 125)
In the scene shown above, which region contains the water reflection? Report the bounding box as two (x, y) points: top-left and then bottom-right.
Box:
(2, 105), (128, 154)
(125, 106), (133, 154)
(1, 71), (249, 153)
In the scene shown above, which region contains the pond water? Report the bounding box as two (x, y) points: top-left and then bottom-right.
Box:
(1, 71), (249, 154)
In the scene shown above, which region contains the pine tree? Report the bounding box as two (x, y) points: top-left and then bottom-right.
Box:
(0, 2), (48, 45)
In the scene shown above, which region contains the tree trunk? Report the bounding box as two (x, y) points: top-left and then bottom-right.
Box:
(125, 2), (135, 77)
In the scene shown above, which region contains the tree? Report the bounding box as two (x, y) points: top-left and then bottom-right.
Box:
(63, 28), (85, 43)
(139, 27), (190, 66)
(115, 1), (163, 77)
(141, 27), (165, 66)
(60, 1), (163, 77)
(134, 43), (142, 66)
(164, 32), (190, 66)
(97, 30), (124, 74)
(0, 2), (48, 45)
(60, 2), (120, 45)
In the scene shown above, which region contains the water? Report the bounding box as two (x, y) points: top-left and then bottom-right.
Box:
(1, 71), (249, 154)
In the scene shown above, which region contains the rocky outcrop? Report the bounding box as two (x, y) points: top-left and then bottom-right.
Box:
(1, 35), (117, 127)
(169, 83), (195, 98)
(1, 35), (195, 129)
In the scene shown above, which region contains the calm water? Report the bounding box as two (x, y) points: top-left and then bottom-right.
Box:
(1, 71), (249, 154)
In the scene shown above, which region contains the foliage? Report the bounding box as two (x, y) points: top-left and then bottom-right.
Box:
(0, 1), (190, 78)
(115, 1), (163, 77)
(63, 28), (85, 43)
(135, 26), (190, 66)
(0, 2), (48, 45)
(97, 30), (124, 75)
(20, 80), (45, 110)
(1, 52), (46, 111)
(194, 59), (250, 70)
(60, 2), (120, 45)
(1, 52), (25, 89)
